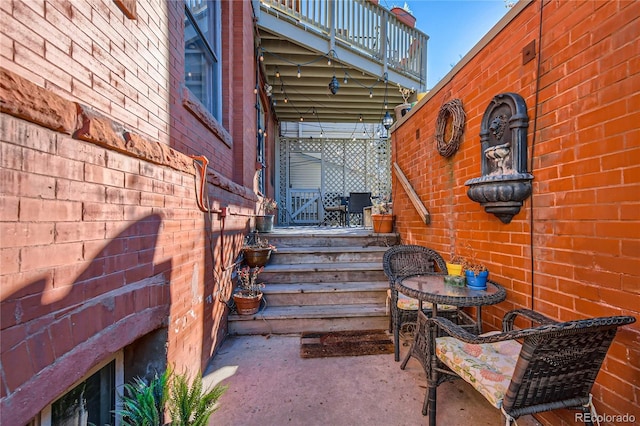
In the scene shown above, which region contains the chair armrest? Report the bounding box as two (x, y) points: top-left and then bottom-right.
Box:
(428, 315), (558, 345)
(502, 309), (558, 332)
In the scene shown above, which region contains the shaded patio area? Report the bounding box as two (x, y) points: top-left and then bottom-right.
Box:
(203, 333), (542, 425)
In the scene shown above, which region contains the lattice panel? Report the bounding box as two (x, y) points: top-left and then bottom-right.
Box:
(277, 137), (391, 225)
(344, 142), (367, 192)
(323, 139), (345, 194)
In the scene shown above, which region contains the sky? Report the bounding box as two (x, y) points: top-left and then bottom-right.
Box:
(379, 0), (512, 88)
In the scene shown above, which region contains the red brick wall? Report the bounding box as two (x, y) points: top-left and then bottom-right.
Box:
(392, 1), (639, 424)
(1, 0), (266, 423)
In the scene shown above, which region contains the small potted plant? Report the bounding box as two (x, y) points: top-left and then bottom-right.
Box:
(232, 265), (265, 315)
(242, 233), (277, 267)
(446, 255), (465, 276)
(464, 261), (489, 290)
(394, 84), (415, 121)
(255, 197), (277, 233)
(371, 194), (394, 233)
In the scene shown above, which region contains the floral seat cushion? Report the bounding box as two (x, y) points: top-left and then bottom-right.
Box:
(386, 289), (456, 311)
(435, 331), (521, 408)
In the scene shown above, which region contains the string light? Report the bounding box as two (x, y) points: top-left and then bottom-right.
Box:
(369, 90), (373, 98)
(297, 66), (301, 78)
(275, 67), (280, 78)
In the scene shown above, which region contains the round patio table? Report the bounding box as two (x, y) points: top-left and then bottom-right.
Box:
(395, 274), (506, 334)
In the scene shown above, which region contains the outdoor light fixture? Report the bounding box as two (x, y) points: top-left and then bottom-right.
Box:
(328, 75), (340, 95)
(382, 111), (394, 130)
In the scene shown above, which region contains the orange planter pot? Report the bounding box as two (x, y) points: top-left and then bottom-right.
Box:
(233, 292), (263, 315)
(372, 214), (394, 233)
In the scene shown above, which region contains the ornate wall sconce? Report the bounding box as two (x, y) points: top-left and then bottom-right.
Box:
(465, 92), (534, 223)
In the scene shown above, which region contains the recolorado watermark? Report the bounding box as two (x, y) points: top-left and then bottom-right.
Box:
(575, 412), (636, 424)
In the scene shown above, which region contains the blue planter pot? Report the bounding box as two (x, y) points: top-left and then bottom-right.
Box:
(465, 270), (489, 290)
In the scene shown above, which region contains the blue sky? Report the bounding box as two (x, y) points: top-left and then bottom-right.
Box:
(379, 0), (511, 88)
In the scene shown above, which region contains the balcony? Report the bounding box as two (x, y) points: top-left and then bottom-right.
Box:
(254, 0), (429, 123)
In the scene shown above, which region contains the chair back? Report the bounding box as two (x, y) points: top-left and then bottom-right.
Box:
(503, 315), (636, 418)
(347, 192), (372, 214)
(382, 245), (448, 284)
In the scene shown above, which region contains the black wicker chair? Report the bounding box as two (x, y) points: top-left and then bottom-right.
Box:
(407, 308), (636, 425)
(382, 245), (449, 361)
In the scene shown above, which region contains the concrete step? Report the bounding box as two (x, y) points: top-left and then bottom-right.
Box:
(270, 246), (386, 264)
(260, 262), (387, 283)
(262, 281), (389, 306)
(265, 231), (398, 248)
(227, 304), (389, 335)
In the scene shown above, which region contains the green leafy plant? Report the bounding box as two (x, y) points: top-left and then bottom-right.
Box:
(116, 369), (227, 426)
(118, 370), (169, 426)
(168, 372), (228, 426)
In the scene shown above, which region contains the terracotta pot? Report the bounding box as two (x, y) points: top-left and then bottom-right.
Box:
(372, 214), (393, 233)
(233, 292), (263, 315)
(243, 247), (272, 267)
(390, 6), (416, 28)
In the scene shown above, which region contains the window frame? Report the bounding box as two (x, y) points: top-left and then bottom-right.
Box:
(184, 0), (222, 122)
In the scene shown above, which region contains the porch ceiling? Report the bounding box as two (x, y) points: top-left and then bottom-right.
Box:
(259, 32), (408, 123)
(255, 1), (428, 125)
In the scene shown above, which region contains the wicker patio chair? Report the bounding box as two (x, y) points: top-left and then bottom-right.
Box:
(382, 245), (450, 361)
(406, 308), (636, 425)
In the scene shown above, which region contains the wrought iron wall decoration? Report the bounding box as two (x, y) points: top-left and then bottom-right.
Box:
(435, 99), (466, 157)
(465, 92), (534, 223)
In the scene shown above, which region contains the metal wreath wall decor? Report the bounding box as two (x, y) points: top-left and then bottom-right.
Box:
(435, 98), (466, 157)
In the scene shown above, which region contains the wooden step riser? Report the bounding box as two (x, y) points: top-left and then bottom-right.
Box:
(228, 315), (389, 335)
(264, 235), (398, 248)
(263, 290), (387, 306)
(261, 270), (387, 284)
(269, 251), (384, 264)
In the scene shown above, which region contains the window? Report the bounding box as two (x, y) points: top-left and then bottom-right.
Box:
(34, 354), (124, 426)
(257, 99), (266, 194)
(185, 0), (222, 120)
(50, 361), (115, 426)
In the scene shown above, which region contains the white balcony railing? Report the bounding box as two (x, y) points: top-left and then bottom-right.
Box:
(260, 0), (428, 81)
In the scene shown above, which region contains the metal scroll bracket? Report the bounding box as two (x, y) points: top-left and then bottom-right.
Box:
(393, 162), (430, 225)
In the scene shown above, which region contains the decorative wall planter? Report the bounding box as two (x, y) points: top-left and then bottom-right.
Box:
(465, 92), (534, 224)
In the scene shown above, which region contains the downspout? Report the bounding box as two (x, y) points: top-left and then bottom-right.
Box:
(529, 0), (545, 312)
